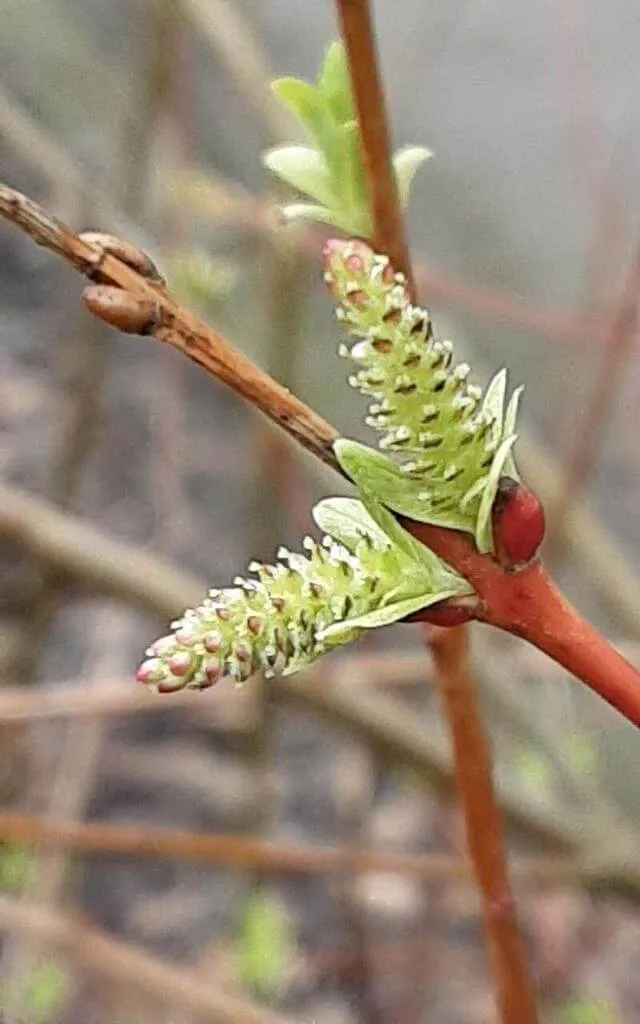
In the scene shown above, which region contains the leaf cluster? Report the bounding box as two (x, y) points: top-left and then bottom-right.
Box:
(263, 42), (430, 236)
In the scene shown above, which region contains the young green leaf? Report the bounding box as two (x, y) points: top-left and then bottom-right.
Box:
(335, 438), (478, 533)
(474, 434), (518, 553)
(262, 146), (336, 207)
(337, 119), (372, 235)
(318, 591), (457, 638)
(318, 41), (355, 125)
(280, 202), (365, 233)
(271, 78), (326, 142)
(393, 146), (432, 206)
(312, 496), (390, 550)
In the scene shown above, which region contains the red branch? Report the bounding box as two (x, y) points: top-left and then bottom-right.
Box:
(430, 628), (538, 1024)
(404, 519), (640, 727)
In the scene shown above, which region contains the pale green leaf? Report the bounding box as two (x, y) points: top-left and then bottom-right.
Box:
(337, 119), (371, 232)
(335, 438), (476, 533)
(480, 367), (508, 447)
(502, 385), (524, 478)
(271, 78), (325, 142)
(357, 490), (472, 593)
(271, 78), (343, 182)
(280, 202), (371, 235)
(319, 589), (459, 638)
(318, 41), (354, 124)
(393, 145), (432, 206)
(474, 433), (518, 553)
(312, 496), (389, 550)
(262, 145), (336, 206)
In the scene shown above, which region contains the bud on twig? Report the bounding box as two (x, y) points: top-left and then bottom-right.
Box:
(491, 477), (546, 568)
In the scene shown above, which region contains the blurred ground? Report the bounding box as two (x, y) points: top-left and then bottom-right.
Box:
(1, 1), (640, 1022)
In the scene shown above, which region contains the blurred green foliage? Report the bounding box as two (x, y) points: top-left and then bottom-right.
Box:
(555, 996), (616, 1024)
(237, 891), (294, 998)
(0, 842), (32, 892)
(20, 960), (68, 1023)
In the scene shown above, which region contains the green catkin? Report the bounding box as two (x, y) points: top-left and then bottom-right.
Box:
(137, 530), (409, 693)
(323, 239), (516, 523)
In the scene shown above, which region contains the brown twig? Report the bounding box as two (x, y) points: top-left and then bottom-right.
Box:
(1, 811), (638, 894)
(334, 4), (538, 1019)
(546, 240), (640, 562)
(179, 0), (295, 142)
(336, 0), (413, 290)
(0, 184), (341, 473)
(0, 811), (464, 882)
(405, 519), (640, 727)
(429, 628), (538, 1023)
(0, 895), (293, 1024)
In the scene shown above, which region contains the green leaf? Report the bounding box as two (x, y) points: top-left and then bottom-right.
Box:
(357, 491), (472, 594)
(262, 145), (336, 206)
(502, 385), (524, 479)
(474, 433), (518, 553)
(335, 438), (476, 533)
(168, 252), (236, 311)
(393, 145), (432, 206)
(312, 496), (390, 550)
(337, 119), (371, 234)
(318, 41), (354, 125)
(271, 78), (326, 143)
(480, 368), (508, 447)
(318, 590), (452, 638)
(280, 202), (370, 235)
(556, 997), (616, 1024)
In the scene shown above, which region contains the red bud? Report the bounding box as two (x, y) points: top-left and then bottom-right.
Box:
(492, 477), (546, 567)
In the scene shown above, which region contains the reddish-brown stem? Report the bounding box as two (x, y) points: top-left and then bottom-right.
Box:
(492, 566), (640, 728)
(0, 184), (341, 474)
(335, 4), (539, 1020)
(335, 0), (414, 291)
(403, 519), (640, 728)
(547, 240), (640, 562)
(429, 628), (538, 1024)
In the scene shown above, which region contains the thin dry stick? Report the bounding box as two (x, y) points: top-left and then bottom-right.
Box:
(430, 628), (539, 1022)
(0, 183), (340, 472)
(335, 3), (538, 1019)
(2, 810), (637, 893)
(547, 241), (640, 563)
(0, 665), (610, 854)
(336, 0), (413, 289)
(0, 895), (293, 1024)
(1, 613), (130, 1015)
(178, 0), (295, 142)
